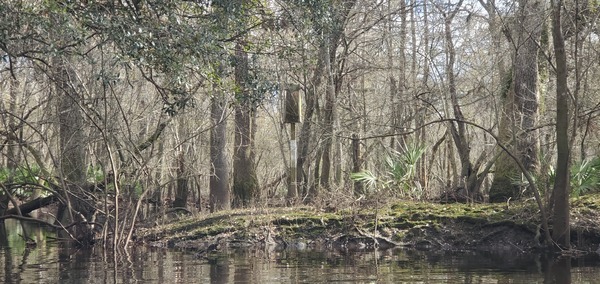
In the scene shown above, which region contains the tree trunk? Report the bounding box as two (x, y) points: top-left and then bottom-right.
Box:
(233, 41), (259, 208)
(551, 0), (570, 249)
(53, 56), (94, 244)
(0, 77), (20, 215)
(479, 0), (509, 119)
(6, 77), (19, 172)
(416, 0), (430, 191)
(318, 0), (356, 192)
(319, 41), (335, 190)
(56, 59), (87, 185)
(173, 151), (188, 208)
(393, 0), (407, 152)
(351, 134), (363, 195)
(386, 0), (398, 149)
(297, 42), (323, 201)
(490, 0), (542, 202)
(443, 1), (479, 199)
(172, 114), (190, 209)
(209, 91), (230, 212)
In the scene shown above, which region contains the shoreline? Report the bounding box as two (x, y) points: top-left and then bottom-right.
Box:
(136, 196), (600, 257)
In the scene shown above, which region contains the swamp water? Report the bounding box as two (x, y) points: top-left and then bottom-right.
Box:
(1, 219), (600, 283)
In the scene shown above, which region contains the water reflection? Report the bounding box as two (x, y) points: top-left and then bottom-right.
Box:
(0, 222), (12, 284)
(545, 256), (571, 284)
(209, 254), (230, 284)
(1, 220), (600, 283)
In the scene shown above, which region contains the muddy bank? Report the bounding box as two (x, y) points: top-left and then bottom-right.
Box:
(136, 195), (600, 256)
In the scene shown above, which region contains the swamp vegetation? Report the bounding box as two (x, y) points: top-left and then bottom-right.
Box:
(0, 0), (600, 265)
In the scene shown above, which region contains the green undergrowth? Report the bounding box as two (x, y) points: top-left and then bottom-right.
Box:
(137, 195), (600, 245)
(137, 206), (343, 242)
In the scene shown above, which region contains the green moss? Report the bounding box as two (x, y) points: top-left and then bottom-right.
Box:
(393, 231), (407, 241)
(138, 195), (600, 248)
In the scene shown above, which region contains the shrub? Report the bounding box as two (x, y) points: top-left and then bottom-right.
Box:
(351, 143), (425, 198)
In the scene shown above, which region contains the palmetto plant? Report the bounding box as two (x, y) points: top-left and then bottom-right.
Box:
(350, 170), (378, 192)
(0, 166), (45, 199)
(351, 144), (425, 197)
(0, 166), (42, 184)
(570, 156), (600, 197)
(544, 156), (600, 197)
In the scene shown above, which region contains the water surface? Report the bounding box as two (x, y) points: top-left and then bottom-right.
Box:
(1, 219), (600, 283)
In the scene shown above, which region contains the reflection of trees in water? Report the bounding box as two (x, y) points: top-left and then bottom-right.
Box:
(1, 220), (50, 283)
(58, 247), (92, 283)
(0, 221), (14, 284)
(0, 221), (8, 247)
(0, 235), (597, 283)
(544, 256), (572, 284)
(57, 246), (214, 283)
(210, 256), (230, 284)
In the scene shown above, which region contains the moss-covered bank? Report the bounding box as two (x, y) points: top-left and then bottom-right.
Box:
(136, 195), (600, 256)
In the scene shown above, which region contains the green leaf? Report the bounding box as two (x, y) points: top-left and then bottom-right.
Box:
(350, 170), (378, 192)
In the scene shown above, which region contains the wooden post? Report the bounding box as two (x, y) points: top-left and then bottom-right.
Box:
(288, 123), (298, 201)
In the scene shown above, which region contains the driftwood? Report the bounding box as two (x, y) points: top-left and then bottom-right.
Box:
(1, 185), (103, 246)
(4, 195), (57, 216)
(0, 214), (63, 229)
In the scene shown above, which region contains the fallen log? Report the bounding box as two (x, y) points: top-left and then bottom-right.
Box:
(4, 195), (57, 216)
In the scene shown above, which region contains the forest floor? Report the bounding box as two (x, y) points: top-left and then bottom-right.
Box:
(136, 194), (600, 257)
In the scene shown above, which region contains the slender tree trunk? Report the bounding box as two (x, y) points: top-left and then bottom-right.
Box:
(351, 134), (362, 195)
(318, 0), (356, 191)
(442, 1), (479, 198)
(209, 91), (230, 212)
(297, 42), (324, 201)
(233, 41), (259, 207)
(551, 0), (570, 249)
(0, 77), (20, 215)
(422, 0), (430, 88)
(320, 41), (335, 190)
(6, 77), (19, 172)
(386, 0), (398, 149)
(394, 0), (407, 152)
(417, 0), (430, 191)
